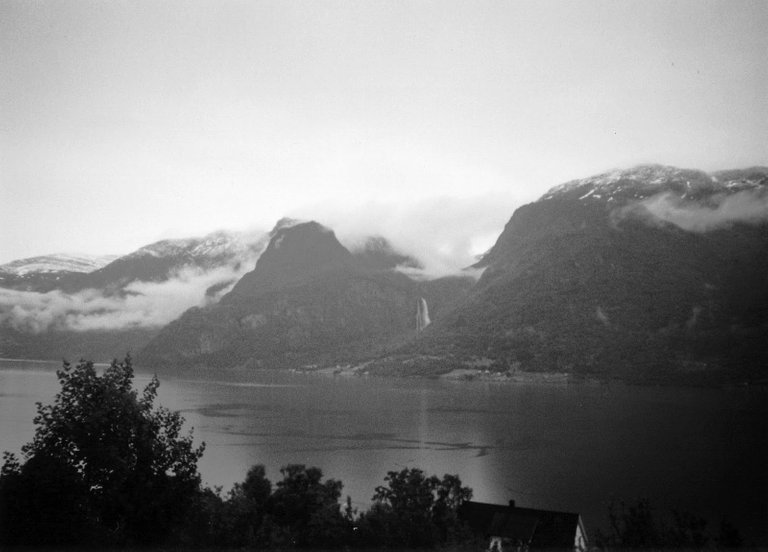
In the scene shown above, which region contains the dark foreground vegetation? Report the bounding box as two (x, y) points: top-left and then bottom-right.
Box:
(0, 358), (748, 549)
(594, 499), (744, 550)
(0, 358), (473, 548)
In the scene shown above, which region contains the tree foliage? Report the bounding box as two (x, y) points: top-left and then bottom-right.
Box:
(359, 467), (473, 547)
(177, 465), (473, 549)
(230, 464), (273, 543)
(595, 498), (742, 549)
(0, 357), (204, 546)
(267, 464), (348, 547)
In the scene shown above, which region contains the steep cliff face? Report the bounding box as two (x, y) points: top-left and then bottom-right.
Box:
(139, 222), (471, 370)
(418, 165), (768, 382)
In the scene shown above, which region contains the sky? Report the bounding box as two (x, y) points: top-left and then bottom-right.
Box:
(1, 0), (767, 265)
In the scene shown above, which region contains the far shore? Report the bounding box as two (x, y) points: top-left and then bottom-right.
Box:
(4, 357), (764, 389)
(293, 363), (622, 386)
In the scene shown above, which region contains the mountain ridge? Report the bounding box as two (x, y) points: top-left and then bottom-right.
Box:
(0, 253), (119, 276)
(397, 165), (768, 382)
(2, 164), (766, 382)
(138, 220), (474, 370)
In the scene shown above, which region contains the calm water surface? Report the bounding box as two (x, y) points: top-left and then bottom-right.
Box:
(1, 359), (766, 542)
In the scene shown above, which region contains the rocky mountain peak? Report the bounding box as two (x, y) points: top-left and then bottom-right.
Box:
(270, 217), (305, 235)
(224, 221), (353, 300)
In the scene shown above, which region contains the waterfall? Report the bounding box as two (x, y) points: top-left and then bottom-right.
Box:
(416, 297), (431, 332)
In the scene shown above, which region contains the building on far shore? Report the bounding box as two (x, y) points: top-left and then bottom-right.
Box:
(459, 500), (588, 552)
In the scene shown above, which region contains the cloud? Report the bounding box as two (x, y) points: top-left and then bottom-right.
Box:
(0, 265), (248, 334)
(616, 189), (768, 232)
(288, 193), (518, 279)
(0, 196), (521, 333)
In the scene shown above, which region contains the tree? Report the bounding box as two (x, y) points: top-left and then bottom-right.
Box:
(595, 498), (725, 549)
(222, 464), (273, 547)
(0, 356), (205, 546)
(432, 473), (474, 542)
(361, 467), (472, 547)
(266, 464), (348, 547)
(0, 451), (90, 545)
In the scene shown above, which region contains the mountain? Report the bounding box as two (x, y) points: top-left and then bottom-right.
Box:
(0, 326), (160, 364)
(0, 253), (118, 275)
(0, 230), (270, 361)
(76, 230), (266, 293)
(349, 236), (423, 271)
(0, 254), (118, 292)
(0, 231), (268, 294)
(397, 165), (768, 383)
(139, 221), (474, 371)
(4, 164), (766, 382)
(65, 230), (268, 295)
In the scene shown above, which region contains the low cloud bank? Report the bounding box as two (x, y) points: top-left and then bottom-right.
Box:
(290, 194), (516, 279)
(0, 265), (245, 334)
(618, 189), (768, 232)
(1, 196), (521, 333)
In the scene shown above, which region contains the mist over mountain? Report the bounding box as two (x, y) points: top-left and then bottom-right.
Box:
(0, 219), (466, 363)
(398, 165), (768, 383)
(139, 221), (474, 371)
(2, 165), (766, 382)
(0, 230), (270, 360)
(348, 236), (423, 272)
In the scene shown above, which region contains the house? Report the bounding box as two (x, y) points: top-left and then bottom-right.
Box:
(459, 500), (588, 552)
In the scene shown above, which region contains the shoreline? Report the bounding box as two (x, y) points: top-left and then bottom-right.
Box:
(288, 362), (763, 389)
(3, 357), (764, 390)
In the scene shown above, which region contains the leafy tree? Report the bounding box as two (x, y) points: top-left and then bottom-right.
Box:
(0, 451), (91, 545)
(0, 356), (205, 546)
(604, 498), (661, 548)
(173, 485), (229, 547)
(360, 467), (472, 547)
(266, 464), (348, 547)
(222, 464), (273, 547)
(432, 473), (474, 542)
(595, 498), (733, 549)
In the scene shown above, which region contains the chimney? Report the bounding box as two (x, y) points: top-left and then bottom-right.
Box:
(509, 500), (516, 508)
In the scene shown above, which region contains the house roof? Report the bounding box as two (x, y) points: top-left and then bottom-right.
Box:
(459, 501), (584, 548)
(489, 510), (539, 541)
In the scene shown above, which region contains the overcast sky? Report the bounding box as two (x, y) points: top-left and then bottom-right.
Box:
(1, 0), (766, 264)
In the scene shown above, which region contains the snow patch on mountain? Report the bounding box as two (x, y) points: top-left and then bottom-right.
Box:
(0, 228), (271, 333)
(0, 254), (119, 276)
(126, 230), (267, 265)
(540, 165), (713, 201)
(540, 164), (768, 205)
